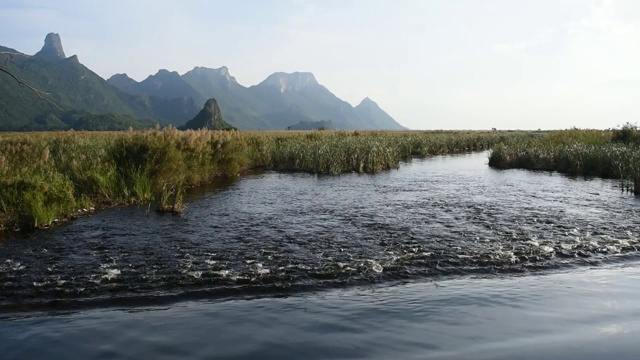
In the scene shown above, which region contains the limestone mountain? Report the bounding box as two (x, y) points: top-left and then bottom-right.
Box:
(181, 66), (270, 129)
(105, 73), (139, 94)
(257, 72), (319, 92)
(107, 69), (205, 105)
(0, 33), (199, 130)
(246, 72), (369, 129)
(114, 68), (407, 130)
(0, 33), (406, 131)
(354, 97), (404, 130)
(179, 98), (234, 130)
(34, 33), (66, 60)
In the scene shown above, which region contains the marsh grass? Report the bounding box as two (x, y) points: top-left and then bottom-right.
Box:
(0, 129), (511, 230)
(489, 128), (640, 194)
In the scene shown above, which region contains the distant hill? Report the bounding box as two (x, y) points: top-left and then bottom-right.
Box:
(0, 33), (406, 131)
(27, 111), (160, 131)
(181, 66), (271, 129)
(0, 33), (198, 131)
(287, 120), (334, 130)
(108, 69), (206, 105)
(354, 97), (402, 130)
(116, 69), (407, 130)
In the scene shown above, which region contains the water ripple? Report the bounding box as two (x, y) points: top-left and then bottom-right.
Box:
(1, 152), (639, 311)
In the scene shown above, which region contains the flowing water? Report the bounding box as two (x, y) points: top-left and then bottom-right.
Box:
(1, 152), (640, 359)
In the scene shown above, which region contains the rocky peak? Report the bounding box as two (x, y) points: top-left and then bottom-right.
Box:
(66, 54), (79, 63)
(187, 66), (237, 83)
(356, 97), (378, 108)
(259, 72), (318, 92)
(141, 69), (183, 88)
(152, 69), (181, 78)
(180, 98), (233, 130)
(34, 33), (66, 60)
(109, 73), (135, 82)
(107, 73), (138, 87)
(202, 98), (222, 121)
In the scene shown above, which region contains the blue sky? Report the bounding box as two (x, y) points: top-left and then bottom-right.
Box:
(2, 0), (639, 129)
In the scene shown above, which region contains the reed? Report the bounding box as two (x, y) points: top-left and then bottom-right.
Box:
(488, 128), (640, 194)
(0, 129), (516, 230)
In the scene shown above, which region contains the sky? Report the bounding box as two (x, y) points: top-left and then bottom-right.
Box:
(1, 0), (639, 130)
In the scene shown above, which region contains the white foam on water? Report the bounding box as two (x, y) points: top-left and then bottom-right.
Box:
(605, 245), (620, 253)
(617, 239), (631, 246)
(5, 260), (26, 271)
(214, 270), (230, 277)
(253, 263), (270, 275)
(539, 246), (554, 254)
(501, 251), (517, 264)
(101, 268), (121, 280)
(560, 243), (575, 250)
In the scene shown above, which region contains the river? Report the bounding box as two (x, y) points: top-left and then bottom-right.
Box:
(1, 152), (639, 359)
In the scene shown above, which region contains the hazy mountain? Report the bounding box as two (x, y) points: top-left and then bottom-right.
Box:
(0, 33), (406, 131)
(0, 33), (199, 130)
(247, 72), (365, 129)
(287, 120), (334, 130)
(181, 66), (270, 129)
(106, 73), (139, 94)
(354, 97), (405, 130)
(108, 69), (205, 105)
(117, 68), (406, 130)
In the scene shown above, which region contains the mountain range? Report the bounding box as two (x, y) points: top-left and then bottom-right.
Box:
(0, 33), (406, 131)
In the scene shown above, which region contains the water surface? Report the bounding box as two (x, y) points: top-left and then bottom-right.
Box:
(2, 264), (640, 359)
(1, 152), (639, 311)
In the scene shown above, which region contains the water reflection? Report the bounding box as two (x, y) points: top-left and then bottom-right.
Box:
(3, 264), (640, 360)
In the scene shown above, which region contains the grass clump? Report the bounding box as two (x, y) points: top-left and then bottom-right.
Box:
(488, 128), (640, 194)
(0, 129), (516, 230)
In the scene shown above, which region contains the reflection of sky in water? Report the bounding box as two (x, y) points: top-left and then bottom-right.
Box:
(3, 262), (640, 359)
(599, 324), (627, 335)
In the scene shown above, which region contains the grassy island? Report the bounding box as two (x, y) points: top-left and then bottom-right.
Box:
(0, 129), (507, 230)
(489, 126), (640, 194)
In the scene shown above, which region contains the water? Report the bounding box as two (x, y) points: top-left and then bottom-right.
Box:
(1, 152), (640, 358)
(3, 264), (640, 359)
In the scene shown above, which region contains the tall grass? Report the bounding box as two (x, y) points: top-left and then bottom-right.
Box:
(0, 129), (513, 230)
(489, 128), (640, 193)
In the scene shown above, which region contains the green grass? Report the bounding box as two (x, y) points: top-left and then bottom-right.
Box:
(488, 127), (640, 193)
(0, 129), (517, 230)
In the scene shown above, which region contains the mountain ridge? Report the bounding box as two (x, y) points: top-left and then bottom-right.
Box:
(0, 33), (199, 130)
(0, 33), (407, 131)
